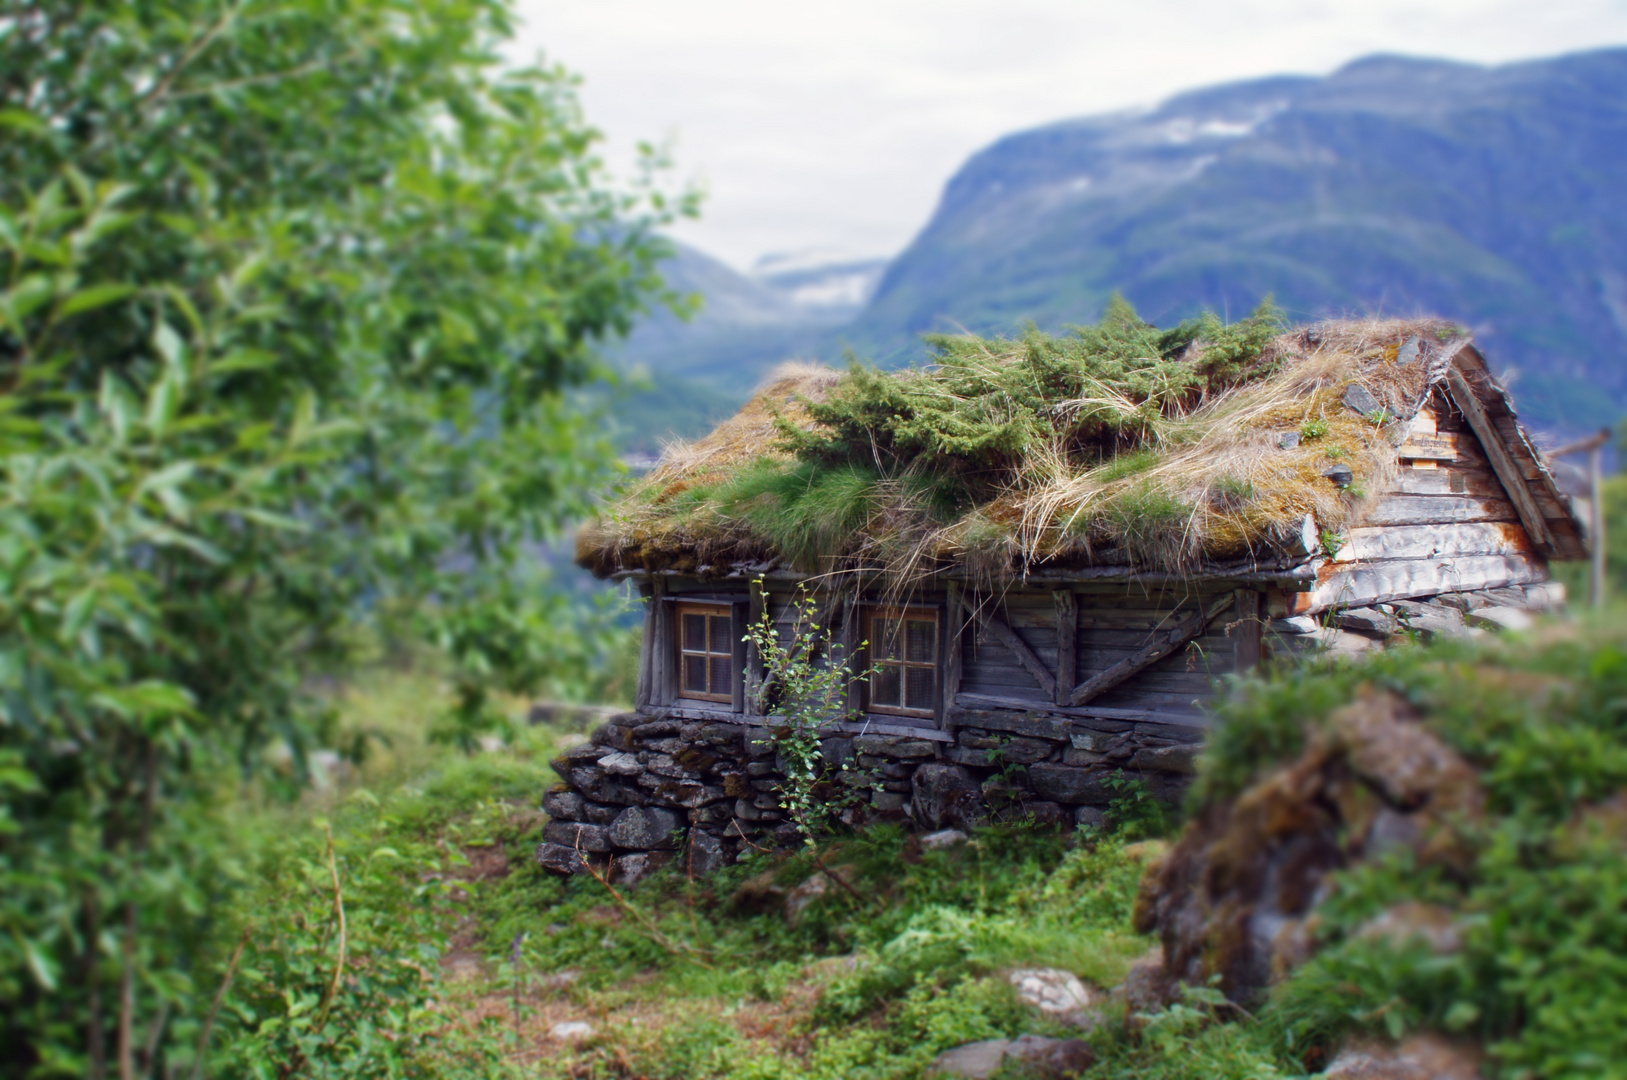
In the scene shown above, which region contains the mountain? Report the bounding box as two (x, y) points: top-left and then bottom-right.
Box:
(601, 244), (885, 456)
(841, 48), (1627, 435)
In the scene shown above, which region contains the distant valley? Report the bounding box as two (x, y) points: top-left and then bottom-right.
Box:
(605, 47), (1627, 448)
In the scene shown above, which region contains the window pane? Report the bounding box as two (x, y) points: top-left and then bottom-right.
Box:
(872, 664), (902, 707)
(709, 615), (731, 655)
(905, 666), (936, 710)
(873, 617), (901, 660)
(710, 656), (732, 694)
(905, 618), (936, 663)
(682, 613), (706, 652)
(683, 654), (707, 693)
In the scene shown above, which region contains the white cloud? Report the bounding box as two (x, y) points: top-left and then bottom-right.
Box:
(511, 0), (1627, 269)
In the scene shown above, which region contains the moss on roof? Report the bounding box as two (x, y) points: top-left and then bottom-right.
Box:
(578, 303), (1469, 582)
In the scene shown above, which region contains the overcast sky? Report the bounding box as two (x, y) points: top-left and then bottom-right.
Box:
(511, 1), (1627, 273)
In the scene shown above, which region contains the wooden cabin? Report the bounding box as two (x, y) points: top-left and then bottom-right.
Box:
(541, 319), (1585, 879)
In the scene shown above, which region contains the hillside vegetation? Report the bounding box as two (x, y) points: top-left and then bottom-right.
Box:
(222, 610), (1627, 1078)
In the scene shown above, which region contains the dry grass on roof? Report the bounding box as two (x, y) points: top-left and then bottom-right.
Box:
(577, 315), (1464, 582)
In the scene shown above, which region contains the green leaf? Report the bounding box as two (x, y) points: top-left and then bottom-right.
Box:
(56, 283), (137, 317)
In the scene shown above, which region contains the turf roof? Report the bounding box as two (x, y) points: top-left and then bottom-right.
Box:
(578, 305), (1474, 583)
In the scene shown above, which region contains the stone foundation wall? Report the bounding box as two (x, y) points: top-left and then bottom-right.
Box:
(535, 581), (1566, 883)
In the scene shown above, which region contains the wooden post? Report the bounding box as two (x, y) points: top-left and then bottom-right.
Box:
(1052, 590), (1077, 707)
(1233, 589), (1262, 673)
(841, 590), (863, 719)
(1592, 442), (1607, 608)
(634, 579), (655, 709)
(745, 579), (765, 716)
(649, 576), (672, 706)
(941, 582), (963, 727)
(730, 600), (749, 713)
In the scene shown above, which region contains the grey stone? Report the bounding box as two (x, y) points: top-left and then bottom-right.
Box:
(750, 778), (779, 792)
(548, 1020), (595, 1041)
(543, 821), (613, 852)
(641, 778), (727, 809)
(920, 828), (968, 850)
(1396, 337), (1421, 366)
(569, 767), (646, 806)
(1342, 382), (1383, 416)
(1074, 806), (1107, 830)
(1010, 968), (1095, 1021)
(1465, 606), (1533, 632)
(1006, 1034), (1096, 1077)
(927, 1039), (1010, 1079)
(734, 797), (770, 822)
(746, 760), (775, 776)
(944, 746), (993, 767)
(685, 829), (730, 877)
(1063, 748), (1107, 766)
(1020, 800), (1070, 829)
(872, 790), (905, 812)
(911, 764), (983, 830)
(690, 802), (733, 826)
(535, 842), (589, 875)
(1277, 430), (1301, 449)
(854, 735), (936, 759)
(543, 790), (584, 821)
(609, 806), (681, 850)
(631, 719), (682, 739)
(1145, 771), (1192, 806)
(988, 736), (1056, 765)
(589, 719), (637, 750)
(882, 778), (913, 793)
(1069, 730), (1114, 753)
(609, 850), (671, 886)
(597, 751), (643, 776)
(1028, 763), (1115, 805)
(1324, 463), (1355, 487)
(581, 801), (620, 825)
(1523, 581), (1566, 610)
(1128, 744), (1200, 775)
(819, 736), (855, 767)
(1338, 606), (1397, 635)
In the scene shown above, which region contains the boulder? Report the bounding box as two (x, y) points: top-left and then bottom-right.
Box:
(989, 736), (1057, 765)
(854, 735), (936, 759)
(911, 764), (983, 830)
(609, 806), (681, 850)
(927, 1039), (1010, 1079)
(1073, 806), (1107, 830)
(1028, 763), (1114, 805)
(597, 751), (643, 776)
(920, 828), (968, 850)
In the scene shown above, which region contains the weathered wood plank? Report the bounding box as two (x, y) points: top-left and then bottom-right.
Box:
(635, 582), (657, 709)
(1234, 590), (1262, 673)
(1053, 590), (1077, 706)
(652, 577), (673, 705)
(1332, 521), (1534, 562)
(730, 600), (749, 713)
(745, 581), (765, 717)
(1362, 494), (1518, 526)
(1397, 429), (1480, 463)
(1293, 553), (1549, 615)
(953, 692), (1210, 726)
(1070, 593), (1234, 706)
(1447, 366), (1557, 553)
(963, 597), (1057, 699)
(941, 583), (963, 727)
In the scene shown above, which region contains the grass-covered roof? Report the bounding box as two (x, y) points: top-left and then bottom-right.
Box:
(578, 303), (1471, 582)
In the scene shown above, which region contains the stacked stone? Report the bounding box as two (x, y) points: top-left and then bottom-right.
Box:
(535, 713), (1202, 881)
(1270, 582), (1565, 657)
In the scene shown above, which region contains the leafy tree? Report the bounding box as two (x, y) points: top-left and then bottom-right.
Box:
(0, 1), (687, 1074)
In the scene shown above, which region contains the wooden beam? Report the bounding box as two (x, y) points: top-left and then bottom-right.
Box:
(1052, 590), (1077, 707)
(635, 581), (656, 709)
(1070, 593), (1234, 706)
(730, 600), (749, 713)
(1233, 590), (1262, 673)
(744, 580), (765, 717)
(840, 591), (862, 718)
(1447, 366), (1557, 553)
(941, 583), (963, 726)
(1362, 494), (1518, 527)
(962, 596), (1057, 701)
(1291, 553), (1549, 615)
(1332, 521), (1534, 562)
(650, 577), (672, 706)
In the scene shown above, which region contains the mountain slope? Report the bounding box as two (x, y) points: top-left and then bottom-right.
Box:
(841, 49), (1627, 434)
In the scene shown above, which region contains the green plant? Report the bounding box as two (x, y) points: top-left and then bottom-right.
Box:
(0, 2), (683, 1073)
(1301, 418), (1330, 440)
(745, 581), (879, 845)
(1319, 530), (1346, 560)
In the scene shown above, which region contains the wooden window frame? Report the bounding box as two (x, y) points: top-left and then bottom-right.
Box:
(675, 602), (735, 704)
(864, 605), (940, 719)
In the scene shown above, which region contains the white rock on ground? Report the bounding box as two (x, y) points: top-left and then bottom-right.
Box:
(1465, 606), (1534, 632)
(548, 1020), (594, 1042)
(921, 828), (968, 850)
(926, 1039), (1010, 1079)
(1009, 967), (1095, 1025)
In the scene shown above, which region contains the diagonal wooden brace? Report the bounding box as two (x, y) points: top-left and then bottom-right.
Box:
(1069, 592), (1235, 707)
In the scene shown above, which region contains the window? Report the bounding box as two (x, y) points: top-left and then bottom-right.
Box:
(867, 607), (938, 717)
(677, 603), (734, 703)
